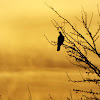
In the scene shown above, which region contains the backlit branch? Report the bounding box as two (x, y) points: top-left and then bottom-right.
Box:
(73, 89), (100, 95)
(66, 72), (100, 86)
(45, 3), (100, 77)
(46, 3), (100, 58)
(45, 3), (100, 99)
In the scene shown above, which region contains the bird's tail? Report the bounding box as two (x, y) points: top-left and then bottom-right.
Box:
(57, 45), (60, 51)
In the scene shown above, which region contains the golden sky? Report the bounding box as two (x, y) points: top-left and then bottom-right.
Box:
(0, 0), (99, 70)
(0, 0), (100, 100)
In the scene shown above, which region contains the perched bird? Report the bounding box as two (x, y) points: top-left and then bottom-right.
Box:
(57, 31), (64, 51)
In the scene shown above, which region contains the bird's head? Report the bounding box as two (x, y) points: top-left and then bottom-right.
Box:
(59, 31), (62, 35)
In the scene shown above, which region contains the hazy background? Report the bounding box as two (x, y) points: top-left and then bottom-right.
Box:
(0, 0), (100, 100)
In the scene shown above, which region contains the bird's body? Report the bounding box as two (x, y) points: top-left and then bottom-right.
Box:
(57, 32), (64, 51)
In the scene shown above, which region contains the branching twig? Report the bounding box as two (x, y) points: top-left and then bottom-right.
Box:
(49, 94), (53, 100)
(27, 85), (32, 100)
(73, 89), (100, 95)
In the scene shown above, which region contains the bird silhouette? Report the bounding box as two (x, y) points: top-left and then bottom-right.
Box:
(57, 31), (64, 51)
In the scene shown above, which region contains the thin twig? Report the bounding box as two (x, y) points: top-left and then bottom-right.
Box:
(49, 94), (53, 100)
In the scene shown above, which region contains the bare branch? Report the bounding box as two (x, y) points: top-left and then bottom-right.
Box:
(79, 71), (84, 80)
(27, 85), (32, 100)
(73, 89), (100, 95)
(45, 2), (100, 77)
(94, 36), (99, 42)
(46, 3), (100, 58)
(44, 34), (57, 46)
(97, 4), (100, 17)
(49, 94), (54, 100)
(82, 95), (99, 100)
(93, 23), (100, 39)
(45, 3), (100, 99)
(88, 13), (93, 28)
(75, 16), (83, 23)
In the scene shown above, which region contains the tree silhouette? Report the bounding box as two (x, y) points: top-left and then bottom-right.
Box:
(45, 3), (100, 99)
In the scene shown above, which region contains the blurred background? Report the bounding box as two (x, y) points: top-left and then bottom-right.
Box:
(0, 0), (100, 100)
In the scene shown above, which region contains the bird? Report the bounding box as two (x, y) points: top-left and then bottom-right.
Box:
(57, 31), (64, 51)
